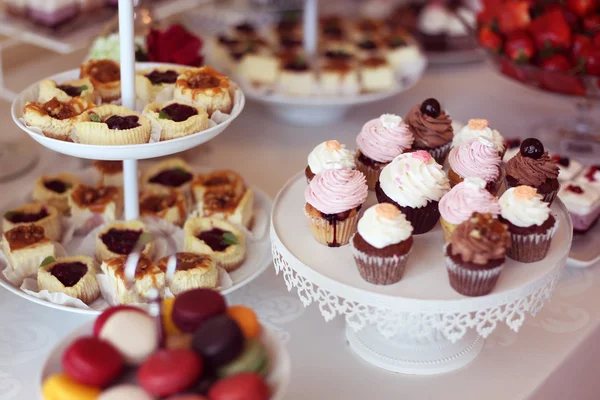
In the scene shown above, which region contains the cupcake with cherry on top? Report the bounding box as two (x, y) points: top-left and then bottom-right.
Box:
(305, 140), (355, 184)
(304, 168), (368, 247)
(499, 185), (557, 263)
(452, 118), (505, 157)
(505, 138), (560, 204)
(355, 114), (414, 190)
(447, 137), (503, 194)
(404, 98), (454, 164)
(350, 204), (414, 285)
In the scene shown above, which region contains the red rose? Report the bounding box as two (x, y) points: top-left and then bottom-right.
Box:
(146, 24), (204, 67)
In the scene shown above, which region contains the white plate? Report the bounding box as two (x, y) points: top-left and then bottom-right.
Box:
(39, 322), (291, 400)
(567, 222), (600, 268)
(0, 167), (273, 315)
(11, 62), (245, 160)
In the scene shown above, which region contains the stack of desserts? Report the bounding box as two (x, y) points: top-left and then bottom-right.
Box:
(302, 97), (562, 296)
(22, 60), (236, 144)
(1, 157), (255, 306)
(211, 16), (423, 96)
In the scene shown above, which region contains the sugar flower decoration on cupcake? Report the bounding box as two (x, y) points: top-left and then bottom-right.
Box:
(306, 140), (355, 182)
(452, 119), (505, 154)
(448, 137), (502, 193)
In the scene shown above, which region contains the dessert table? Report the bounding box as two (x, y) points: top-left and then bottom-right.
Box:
(0, 45), (599, 400)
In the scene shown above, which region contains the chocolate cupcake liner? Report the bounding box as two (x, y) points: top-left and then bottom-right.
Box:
(439, 217), (456, 243)
(349, 237), (412, 285)
(427, 141), (452, 165)
(354, 156), (386, 191)
(303, 208), (360, 247)
(444, 245), (504, 297)
(507, 221), (558, 263)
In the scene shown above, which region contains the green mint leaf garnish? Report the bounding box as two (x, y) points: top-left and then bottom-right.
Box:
(80, 85), (88, 91)
(3, 211), (16, 219)
(89, 113), (101, 123)
(40, 256), (56, 267)
(158, 111), (172, 120)
(222, 232), (239, 246)
(64, 182), (72, 189)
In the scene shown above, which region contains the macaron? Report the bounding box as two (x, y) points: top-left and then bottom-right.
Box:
(227, 306), (261, 339)
(172, 289), (227, 333)
(99, 384), (153, 400)
(97, 308), (159, 365)
(216, 339), (269, 378)
(42, 373), (101, 400)
(62, 337), (124, 387)
(138, 349), (203, 397)
(162, 297), (181, 336)
(192, 315), (244, 369)
(208, 373), (270, 400)
(167, 396), (209, 400)
(94, 306), (145, 337)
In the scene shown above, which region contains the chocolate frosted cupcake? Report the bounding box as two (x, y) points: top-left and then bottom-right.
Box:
(445, 212), (510, 297)
(305, 140), (355, 183)
(447, 137), (503, 194)
(304, 168), (368, 247)
(505, 138), (560, 204)
(452, 119), (505, 156)
(355, 114), (414, 190)
(376, 150), (450, 234)
(499, 186), (557, 263)
(350, 204), (414, 285)
(405, 98), (453, 164)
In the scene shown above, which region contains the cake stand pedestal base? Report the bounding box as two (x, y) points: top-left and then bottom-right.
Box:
(346, 324), (484, 375)
(264, 104), (348, 126)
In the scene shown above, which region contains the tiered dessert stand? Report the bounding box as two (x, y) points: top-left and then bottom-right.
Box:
(271, 172), (573, 374)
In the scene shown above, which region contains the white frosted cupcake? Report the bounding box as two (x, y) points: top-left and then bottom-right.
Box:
(499, 186), (557, 263)
(350, 204), (413, 285)
(305, 140), (355, 183)
(452, 118), (505, 156)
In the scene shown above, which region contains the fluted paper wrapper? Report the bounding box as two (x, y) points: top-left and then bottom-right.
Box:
(355, 157), (386, 191)
(444, 245), (504, 297)
(400, 203), (441, 235)
(350, 238), (411, 285)
(304, 208), (359, 247)
(427, 141), (452, 165)
(507, 222), (558, 263)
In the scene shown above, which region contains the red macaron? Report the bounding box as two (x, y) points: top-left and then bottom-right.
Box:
(208, 373), (270, 400)
(62, 337), (124, 388)
(138, 349), (203, 397)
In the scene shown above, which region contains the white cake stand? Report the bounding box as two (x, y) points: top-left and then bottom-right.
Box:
(270, 172), (573, 375)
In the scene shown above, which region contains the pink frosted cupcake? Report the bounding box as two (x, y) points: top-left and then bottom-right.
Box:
(304, 168), (368, 247)
(305, 140), (356, 183)
(439, 177), (501, 243)
(355, 114), (413, 190)
(447, 137), (503, 194)
(452, 118), (505, 157)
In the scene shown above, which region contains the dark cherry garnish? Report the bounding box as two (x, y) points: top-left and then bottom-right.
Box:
(50, 262), (87, 287)
(145, 70), (179, 85)
(519, 138), (544, 160)
(235, 22), (255, 34)
(101, 228), (143, 255)
(5, 207), (49, 223)
(585, 166), (599, 182)
(160, 103), (198, 122)
(358, 39), (378, 50)
(196, 228), (231, 252)
(567, 184), (584, 194)
(57, 85), (84, 97)
(505, 138), (521, 149)
(149, 169), (193, 187)
(420, 98), (441, 118)
(44, 179), (68, 194)
(105, 115), (140, 130)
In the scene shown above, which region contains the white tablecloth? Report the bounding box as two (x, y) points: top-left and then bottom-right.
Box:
(0, 47), (598, 400)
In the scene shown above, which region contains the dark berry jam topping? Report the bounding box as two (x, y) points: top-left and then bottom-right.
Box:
(5, 207), (49, 223)
(324, 50), (353, 61)
(149, 169), (193, 187)
(235, 22), (255, 34)
(358, 40), (378, 50)
(585, 166), (599, 182)
(50, 262), (88, 287)
(160, 103), (198, 122)
(567, 184), (584, 194)
(196, 228), (231, 252)
(105, 115), (140, 130)
(57, 85), (84, 97)
(323, 25), (344, 39)
(520, 138), (544, 160)
(551, 154), (570, 167)
(101, 228), (143, 255)
(284, 58), (309, 71)
(44, 179), (68, 194)
(280, 37), (303, 49)
(420, 98), (441, 118)
(145, 70), (179, 85)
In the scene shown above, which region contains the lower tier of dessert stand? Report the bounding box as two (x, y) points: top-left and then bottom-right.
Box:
(270, 172), (573, 375)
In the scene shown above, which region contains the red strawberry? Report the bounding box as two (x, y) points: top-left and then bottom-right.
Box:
(498, 1), (531, 34)
(573, 34), (592, 56)
(504, 31), (536, 62)
(539, 54), (586, 95)
(580, 46), (600, 75)
(584, 15), (600, 33)
(479, 27), (503, 52)
(566, 0), (597, 17)
(544, 3), (580, 29)
(541, 54), (572, 71)
(529, 10), (573, 50)
(500, 57), (528, 82)
(594, 32), (600, 47)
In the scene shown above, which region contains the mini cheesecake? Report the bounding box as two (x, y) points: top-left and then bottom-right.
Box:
(156, 252), (218, 295)
(23, 97), (95, 141)
(384, 35), (422, 71)
(143, 100), (209, 141)
(80, 59), (121, 102)
(319, 50), (360, 96)
(174, 66), (233, 116)
(2, 225), (56, 278)
(360, 56), (395, 92)
(69, 184), (122, 224)
(74, 105), (151, 145)
(37, 255), (100, 304)
(32, 173), (80, 215)
(237, 42), (280, 86)
(101, 254), (165, 305)
(135, 66), (186, 104)
(92, 160), (123, 187)
(38, 78), (96, 103)
(95, 220), (153, 262)
(278, 55), (315, 96)
(354, 38), (383, 60)
(184, 217), (246, 271)
(141, 158), (195, 206)
(3, 202), (62, 242)
(139, 190), (187, 227)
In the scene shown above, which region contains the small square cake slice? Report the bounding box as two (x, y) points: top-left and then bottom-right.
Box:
(360, 56), (396, 92)
(2, 225), (56, 278)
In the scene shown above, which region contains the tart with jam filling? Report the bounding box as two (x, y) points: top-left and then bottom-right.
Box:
(140, 189), (187, 227)
(38, 78), (96, 103)
(174, 66), (233, 116)
(143, 100), (209, 141)
(23, 96), (95, 141)
(92, 160), (123, 187)
(95, 220), (154, 262)
(141, 158), (195, 206)
(32, 173), (80, 215)
(74, 105), (151, 145)
(101, 253), (165, 305)
(184, 217), (246, 271)
(37, 255), (100, 304)
(156, 252), (218, 295)
(135, 66), (185, 103)
(80, 59), (121, 102)
(69, 184), (122, 224)
(2, 225), (56, 278)
(3, 202), (62, 242)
